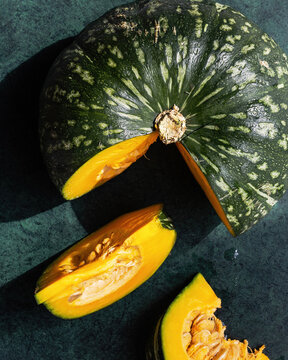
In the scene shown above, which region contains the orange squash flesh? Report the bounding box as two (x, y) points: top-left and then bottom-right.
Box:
(62, 132), (158, 200)
(161, 274), (269, 360)
(176, 143), (235, 236)
(63, 131), (234, 236)
(35, 204), (176, 319)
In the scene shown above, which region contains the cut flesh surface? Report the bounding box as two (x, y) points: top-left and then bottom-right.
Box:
(62, 132), (158, 200)
(176, 143), (235, 236)
(35, 204), (176, 319)
(63, 131), (235, 236)
(161, 274), (269, 360)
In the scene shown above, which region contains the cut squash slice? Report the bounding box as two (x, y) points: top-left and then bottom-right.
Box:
(35, 204), (176, 319)
(148, 274), (269, 360)
(176, 143), (235, 236)
(63, 132), (158, 200)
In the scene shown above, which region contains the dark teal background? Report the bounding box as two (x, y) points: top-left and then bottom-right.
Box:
(0, 1), (288, 359)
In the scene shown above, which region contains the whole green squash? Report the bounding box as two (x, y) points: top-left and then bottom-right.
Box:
(39, 0), (288, 236)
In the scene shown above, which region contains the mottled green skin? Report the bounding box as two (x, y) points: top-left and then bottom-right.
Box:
(159, 211), (174, 230)
(39, 0), (288, 235)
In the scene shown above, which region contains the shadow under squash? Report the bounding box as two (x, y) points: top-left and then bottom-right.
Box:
(0, 231), (218, 360)
(72, 139), (222, 246)
(0, 37), (74, 223)
(0, 33), (223, 360)
(0, 28), (222, 240)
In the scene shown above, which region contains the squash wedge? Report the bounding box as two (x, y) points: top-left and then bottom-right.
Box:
(35, 204), (176, 319)
(147, 274), (269, 360)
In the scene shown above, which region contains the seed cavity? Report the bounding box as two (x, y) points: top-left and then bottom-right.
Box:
(68, 292), (82, 303)
(67, 245), (142, 305)
(184, 311), (265, 360)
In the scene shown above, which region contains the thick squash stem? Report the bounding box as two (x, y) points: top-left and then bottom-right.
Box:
(154, 105), (186, 144)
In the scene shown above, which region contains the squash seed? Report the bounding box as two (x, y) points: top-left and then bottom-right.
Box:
(185, 312), (248, 360)
(125, 260), (136, 267)
(79, 260), (86, 267)
(62, 269), (73, 273)
(95, 243), (102, 253)
(102, 237), (110, 244)
(208, 342), (223, 358)
(68, 292), (82, 303)
(182, 332), (192, 349)
(59, 264), (75, 273)
(87, 251), (96, 262)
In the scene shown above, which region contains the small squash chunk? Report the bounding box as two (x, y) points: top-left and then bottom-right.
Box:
(63, 132), (158, 200)
(158, 274), (269, 360)
(34, 204), (176, 319)
(176, 143), (235, 237)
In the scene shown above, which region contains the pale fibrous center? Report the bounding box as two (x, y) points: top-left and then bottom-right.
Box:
(60, 239), (142, 306)
(182, 310), (266, 360)
(154, 105), (186, 144)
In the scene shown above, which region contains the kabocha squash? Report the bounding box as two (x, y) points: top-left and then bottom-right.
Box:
(34, 204), (176, 319)
(147, 273), (269, 360)
(39, 0), (288, 235)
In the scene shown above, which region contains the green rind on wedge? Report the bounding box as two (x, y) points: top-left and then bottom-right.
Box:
(158, 211), (174, 230)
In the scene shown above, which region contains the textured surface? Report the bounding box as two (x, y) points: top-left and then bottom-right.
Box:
(0, 0), (288, 359)
(38, 0), (288, 235)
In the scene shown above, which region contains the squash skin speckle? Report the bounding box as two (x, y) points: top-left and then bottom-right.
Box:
(39, 0), (288, 235)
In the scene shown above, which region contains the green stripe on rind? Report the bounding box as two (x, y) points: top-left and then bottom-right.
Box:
(39, 0), (288, 235)
(181, 132), (288, 235)
(158, 211), (175, 230)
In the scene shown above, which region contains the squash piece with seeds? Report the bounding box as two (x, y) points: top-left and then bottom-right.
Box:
(34, 204), (176, 319)
(147, 273), (269, 360)
(40, 0), (288, 235)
